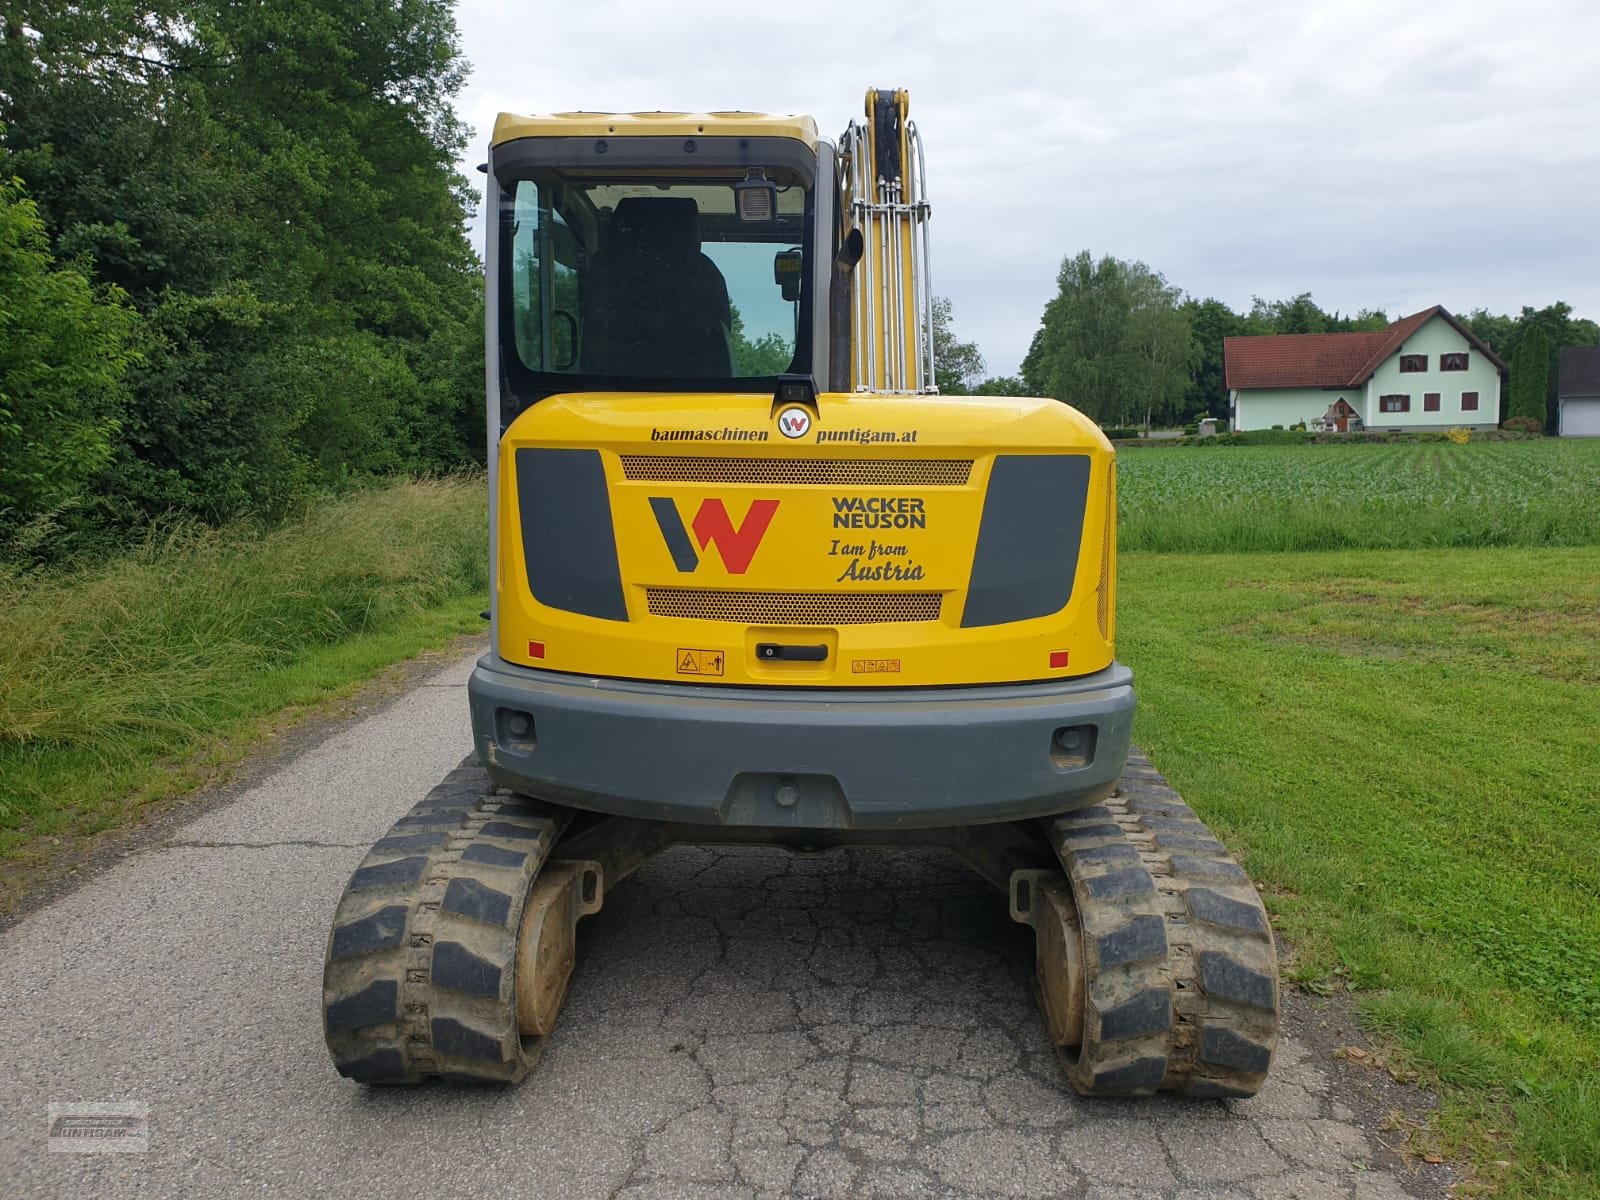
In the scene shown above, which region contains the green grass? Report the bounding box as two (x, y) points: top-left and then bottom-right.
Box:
(1121, 547), (1600, 1196)
(1118, 439), (1600, 552)
(0, 475), (488, 890)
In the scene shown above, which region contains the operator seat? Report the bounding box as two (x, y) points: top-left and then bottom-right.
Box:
(580, 197), (734, 378)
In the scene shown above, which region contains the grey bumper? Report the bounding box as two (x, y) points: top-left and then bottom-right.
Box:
(468, 656), (1135, 830)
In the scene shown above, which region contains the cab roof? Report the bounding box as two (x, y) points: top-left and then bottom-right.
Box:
(492, 111), (820, 149)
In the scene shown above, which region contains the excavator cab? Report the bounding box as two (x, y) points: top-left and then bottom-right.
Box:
(496, 133), (819, 430)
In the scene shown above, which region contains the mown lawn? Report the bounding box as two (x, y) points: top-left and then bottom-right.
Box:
(1117, 438), (1600, 552)
(1121, 547), (1600, 1197)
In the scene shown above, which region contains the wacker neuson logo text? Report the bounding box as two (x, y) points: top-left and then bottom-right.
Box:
(831, 496), (927, 529)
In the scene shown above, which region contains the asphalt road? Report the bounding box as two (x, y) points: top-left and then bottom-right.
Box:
(1, 653), (1449, 1199)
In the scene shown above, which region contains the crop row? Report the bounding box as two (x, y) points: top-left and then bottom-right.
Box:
(1114, 440), (1600, 552)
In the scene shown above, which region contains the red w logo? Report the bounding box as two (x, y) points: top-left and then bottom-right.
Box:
(649, 497), (779, 574)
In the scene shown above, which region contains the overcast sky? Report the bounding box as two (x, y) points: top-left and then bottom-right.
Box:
(451, 0), (1600, 378)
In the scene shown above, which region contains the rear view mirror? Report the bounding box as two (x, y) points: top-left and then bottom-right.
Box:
(552, 310), (578, 370)
(774, 249), (803, 301)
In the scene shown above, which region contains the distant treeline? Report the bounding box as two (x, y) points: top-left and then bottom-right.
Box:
(0, 2), (481, 561)
(936, 252), (1600, 430)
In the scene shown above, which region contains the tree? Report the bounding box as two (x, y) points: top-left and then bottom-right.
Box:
(1510, 324), (1549, 429)
(1461, 309), (1516, 359)
(1512, 303), (1598, 426)
(1, 0), (483, 534)
(1244, 293), (1387, 336)
(0, 174), (135, 543)
(1022, 251), (1196, 428)
(931, 296), (985, 394)
(1182, 297), (1247, 419)
(1463, 304), (1596, 424)
(973, 376), (1030, 396)
(1344, 309), (1391, 332)
(730, 306), (795, 376)
(1245, 293), (1330, 335)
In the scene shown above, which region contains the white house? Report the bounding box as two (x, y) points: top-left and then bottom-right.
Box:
(1224, 307), (1506, 433)
(1557, 346), (1600, 437)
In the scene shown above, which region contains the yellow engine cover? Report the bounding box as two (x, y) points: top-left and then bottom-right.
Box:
(495, 391), (1117, 688)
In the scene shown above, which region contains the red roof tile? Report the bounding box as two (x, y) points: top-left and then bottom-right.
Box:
(1223, 329), (1392, 390)
(1223, 307), (1504, 391)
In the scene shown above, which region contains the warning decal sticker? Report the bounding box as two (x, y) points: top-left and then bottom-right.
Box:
(851, 659), (901, 674)
(676, 648), (725, 676)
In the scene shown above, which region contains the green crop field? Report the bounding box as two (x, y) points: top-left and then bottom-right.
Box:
(1117, 439), (1600, 553)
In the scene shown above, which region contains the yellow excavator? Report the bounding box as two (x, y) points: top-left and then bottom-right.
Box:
(322, 90), (1278, 1097)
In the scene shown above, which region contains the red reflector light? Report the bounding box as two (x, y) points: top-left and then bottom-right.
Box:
(1049, 650), (1070, 669)
(527, 641), (546, 660)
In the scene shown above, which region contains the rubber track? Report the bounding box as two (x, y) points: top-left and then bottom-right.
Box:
(1048, 749), (1278, 1098)
(322, 756), (568, 1084)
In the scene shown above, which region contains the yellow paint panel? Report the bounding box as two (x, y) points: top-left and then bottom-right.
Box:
(495, 391), (1117, 689)
(492, 111), (819, 148)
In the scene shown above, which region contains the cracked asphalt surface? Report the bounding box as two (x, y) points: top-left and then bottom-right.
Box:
(1, 654), (1446, 1199)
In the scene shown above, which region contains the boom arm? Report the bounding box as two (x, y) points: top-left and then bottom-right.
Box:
(839, 88), (936, 394)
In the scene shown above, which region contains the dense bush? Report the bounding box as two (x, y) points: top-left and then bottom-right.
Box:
(0, 3), (484, 561)
(0, 176), (137, 545)
(1207, 428), (1315, 446)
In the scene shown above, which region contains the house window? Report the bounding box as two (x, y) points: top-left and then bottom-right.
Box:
(1424, 393), (1440, 412)
(1380, 394), (1411, 413)
(1440, 353), (1469, 371)
(1399, 354), (1427, 372)
(1461, 391), (1479, 411)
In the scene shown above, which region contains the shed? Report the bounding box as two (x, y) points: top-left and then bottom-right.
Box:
(1557, 347), (1600, 437)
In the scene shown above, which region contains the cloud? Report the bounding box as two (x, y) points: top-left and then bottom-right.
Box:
(453, 0), (1600, 376)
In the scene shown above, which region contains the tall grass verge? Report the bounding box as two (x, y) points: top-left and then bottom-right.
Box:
(0, 475), (488, 865)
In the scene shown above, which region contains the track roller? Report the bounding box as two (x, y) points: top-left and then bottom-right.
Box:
(516, 860), (603, 1037)
(1011, 751), (1279, 1098)
(322, 758), (604, 1084)
(1009, 871), (1085, 1049)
